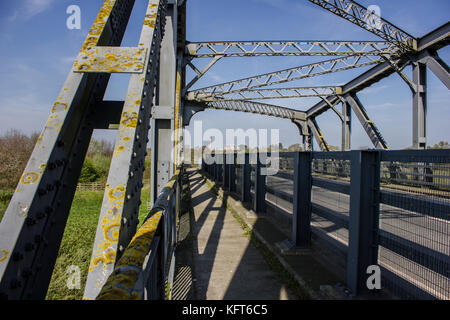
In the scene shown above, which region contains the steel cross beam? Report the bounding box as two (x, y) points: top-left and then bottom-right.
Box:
(307, 23), (450, 119)
(308, 118), (330, 152)
(188, 55), (382, 98)
(308, 0), (417, 51)
(187, 86), (342, 102)
(183, 100), (307, 125)
(345, 93), (388, 150)
(186, 40), (398, 58)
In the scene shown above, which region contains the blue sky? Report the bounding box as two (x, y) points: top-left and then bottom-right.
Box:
(0, 0), (449, 150)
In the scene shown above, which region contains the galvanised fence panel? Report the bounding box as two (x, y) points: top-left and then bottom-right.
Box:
(202, 149), (450, 299)
(377, 150), (450, 300)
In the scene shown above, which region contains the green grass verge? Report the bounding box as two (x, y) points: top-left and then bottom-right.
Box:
(0, 186), (151, 300)
(44, 187), (151, 300)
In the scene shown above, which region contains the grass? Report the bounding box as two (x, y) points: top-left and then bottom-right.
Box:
(44, 186), (151, 300)
(0, 184), (152, 300)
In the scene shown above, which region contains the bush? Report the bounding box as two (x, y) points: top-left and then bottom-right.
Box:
(0, 130), (38, 189)
(0, 190), (14, 202)
(79, 158), (100, 183)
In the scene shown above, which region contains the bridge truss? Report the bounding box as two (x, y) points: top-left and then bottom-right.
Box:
(0, 0), (448, 300)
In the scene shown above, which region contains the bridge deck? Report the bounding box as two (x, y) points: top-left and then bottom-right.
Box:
(173, 168), (353, 300)
(178, 169), (295, 300)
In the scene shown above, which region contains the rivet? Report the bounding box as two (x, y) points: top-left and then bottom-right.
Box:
(12, 252), (24, 262)
(25, 217), (36, 227)
(10, 279), (22, 290)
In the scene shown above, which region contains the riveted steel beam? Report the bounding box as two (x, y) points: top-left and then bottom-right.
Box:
(308, 0), (417, 51)
(186, 40), (398, 58)
(308, 118), (330, 151)
(0, 0), (137, 300)
(345, 93), (388, 150)
(84, 0), (167, 300)
(197, 100), (307, 121)
(307, 23), (449, 119)
(189, 55), (382, 98)
(187, 86), (342, 102)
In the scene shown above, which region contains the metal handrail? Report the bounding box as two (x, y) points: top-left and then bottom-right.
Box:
(96, 168), (182, 300)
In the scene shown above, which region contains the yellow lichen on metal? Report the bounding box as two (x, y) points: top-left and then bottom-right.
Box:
(75, 47), (147, 74)
(51, 102), (69, 113)
(0, 249), (10, 263)
(96, 211), (163, 300)
(95, 170), (179, 300)
(174, 70), (182, 169)
(80, 0), (116, 53)
(107, 185), (125, 201)
(20, 172), (40, 185)
(120, 111), (138, 128)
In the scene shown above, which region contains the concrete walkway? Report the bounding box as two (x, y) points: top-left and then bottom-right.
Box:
(186, 169), (295, 300)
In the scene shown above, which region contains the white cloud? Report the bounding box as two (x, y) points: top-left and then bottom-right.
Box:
(22, 0), (55, 20)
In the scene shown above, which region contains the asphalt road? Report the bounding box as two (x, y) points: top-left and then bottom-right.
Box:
(264, 174), (450, 299)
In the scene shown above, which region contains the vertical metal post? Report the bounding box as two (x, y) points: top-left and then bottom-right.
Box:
(292, 152), (312, 246)
(242, 153), (251, 203)
(151, 2), (178, 205)
(217, 154), (223, 183)
(347, 150), (381, 295)
(253, 152), (266, 214)
(412, 62), (427, 150)
(342, 101), (351, 151)
(229, 152), (237, 193)
(223, 153), (230, 190)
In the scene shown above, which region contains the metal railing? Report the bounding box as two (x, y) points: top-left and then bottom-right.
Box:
(96, 168), (182, 300)
(202, 149), (450, 300)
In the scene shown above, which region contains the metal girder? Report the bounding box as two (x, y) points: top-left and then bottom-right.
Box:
(187, 86), (342, 102)
(151, 1), (178, 206)
(412, 62), (427, 150)
(307, 23), (450, 119)
(186, 40), (398, 58)
(308, 118), (330, 151)
(189, 55), (382, 99)
(292, 119), (312, 151)
(308, 0), (417, 51)
(342, 101), (352, 151)
(200, 100), (307, 121)
(345, 93), (388, 150)
(184, 56), (222, 93)
(0, 0), (137, 300)
(83, 0), (167, 300)
(419, 52), (450, 90)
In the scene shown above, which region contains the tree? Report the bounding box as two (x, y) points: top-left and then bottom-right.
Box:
(428, 141), (449, 149)
(0, 130), (38, 189)
(79, 158), (100, 183)
(288, 143), (302, 151)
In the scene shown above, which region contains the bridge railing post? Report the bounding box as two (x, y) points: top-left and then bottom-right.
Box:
(347, 150), (381, 295)
(292, 151), (313, 246)
(229, 152), (237, 193)
(253, 152), (266, 214)
(242, 153), (251, 203)
(218, 153), (223, 184)
(223, 153), (229, 189)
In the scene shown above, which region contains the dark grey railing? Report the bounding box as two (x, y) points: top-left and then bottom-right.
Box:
(96, 168), (182, 300)
(202, 149), (450, 300)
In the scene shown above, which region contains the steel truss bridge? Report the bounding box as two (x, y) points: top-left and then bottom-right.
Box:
(0, 0), (448, 300)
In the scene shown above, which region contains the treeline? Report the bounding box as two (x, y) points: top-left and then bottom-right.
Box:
(0, 130), (118, 190)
